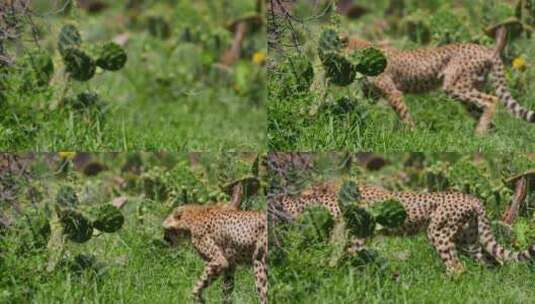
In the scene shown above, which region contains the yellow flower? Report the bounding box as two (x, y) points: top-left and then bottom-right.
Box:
(58, 152), (76, 159)
(252, 51), (266, 65)
(512, 57), (526, 71)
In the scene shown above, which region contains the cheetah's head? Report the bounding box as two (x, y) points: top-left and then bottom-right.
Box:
(162, 206), (192, 246)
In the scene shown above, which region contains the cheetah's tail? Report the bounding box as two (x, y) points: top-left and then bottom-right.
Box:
(490, 58), (535, 123)
(492, 26), (507, 58)
(476, 206), (535, 262)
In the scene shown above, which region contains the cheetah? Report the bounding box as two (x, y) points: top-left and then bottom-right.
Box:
(163, 204), (267, 304)
(343, 28), (535, 134)
(273, 180), (535, 273)
(270, 181), (368, 253)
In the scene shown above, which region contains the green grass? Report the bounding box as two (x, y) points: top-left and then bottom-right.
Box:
(268, 0), (535, 151)
(270, 234), (535, 304)
(1, 1), (265, 151)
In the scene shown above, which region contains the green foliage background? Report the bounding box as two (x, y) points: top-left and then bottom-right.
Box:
(0, 1), (265, 151)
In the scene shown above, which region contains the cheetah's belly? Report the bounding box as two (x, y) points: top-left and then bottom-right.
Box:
(387, 51), (451, 93)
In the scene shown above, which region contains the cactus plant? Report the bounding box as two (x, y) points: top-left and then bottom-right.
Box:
(92, 204), (124, 233)
(320, 51), (356, 86)
(337, 180), (361, 209)
(58, 208), (94, 243)
(74, 91), (99, 109)
(62, 47), (96, 81)
(342, 205), (376, 238)
(69, 253), (97, 275)
(283, 53), (314, 93)
(19, 209), (51, 250)
(369, 199), (407, 228)
(58, 24), (82, 57)
(347, 248), (380, 267)
(56, 185), (79, 207)
(319, 29), (344, 54)
(349, 47), (387, 76)
(318, 29), (356, 86)
(295, 206), (335, 243)
(96, 42), (127, 71)
(25, 50), (54, 87)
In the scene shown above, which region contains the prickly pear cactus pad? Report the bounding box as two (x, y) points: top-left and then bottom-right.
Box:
(295, 206), (335, 243)
(92, 204), (124, 233)
(318, 29), (344, 54)
(62, 48), (96, 81)
(56, 185), (79, 207)
(346, 248), (380, 267)
(337, 180), (361, 210)
(283, 54), (314, 93)
(25, 50), (54, 87)
(342, 205), (376, 238)
(320, 50), (356, 86)
(58, 24), (82, 57)
(96, 42), (127, 71)
(58, 209), (93, 243)
(369, 199), (407, 228)
(73, 91), (100, 109)
(318, 29), (356, 86)
(350, 47), (387, 77)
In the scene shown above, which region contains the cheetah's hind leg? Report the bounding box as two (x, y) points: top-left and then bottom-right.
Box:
(253, 240), (268, 304)
(191, 238), (229, 303)
(442, 65), (499, 135)
(221, 267), (236, 304)
(454, 218), (497, 265)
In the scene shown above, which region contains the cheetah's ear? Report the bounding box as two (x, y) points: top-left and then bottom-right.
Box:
(173, 208), (184, 220)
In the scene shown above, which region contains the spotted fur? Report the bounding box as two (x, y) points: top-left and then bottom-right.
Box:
(345, 30), (534, 134)
(163, 204), (267, 304)
(275, 181), (535, 273)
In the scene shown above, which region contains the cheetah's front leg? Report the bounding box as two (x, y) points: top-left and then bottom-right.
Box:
(372, 75), (415, 128)
(221, 267), (236, 304)
(253, 237), (268, 304)
(191, 237), (229, 303)
(427, 212), (465, 273)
